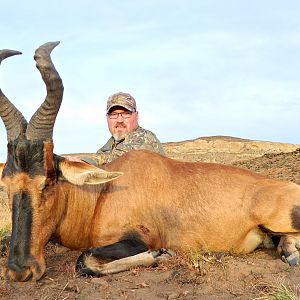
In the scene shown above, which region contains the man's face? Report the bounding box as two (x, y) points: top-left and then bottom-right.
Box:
(106, 107), (139, 141)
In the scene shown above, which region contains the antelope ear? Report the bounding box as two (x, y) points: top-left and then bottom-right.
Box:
(57, 156), (123, 185)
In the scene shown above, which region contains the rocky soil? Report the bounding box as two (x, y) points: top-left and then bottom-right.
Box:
(234, 148), (300, 185)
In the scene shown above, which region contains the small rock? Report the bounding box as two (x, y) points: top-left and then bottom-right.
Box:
(90, 277), (108, 285)
(54, 244), (70, 254)
(64, 283), (80, 293)
(167, 292), (181, 299)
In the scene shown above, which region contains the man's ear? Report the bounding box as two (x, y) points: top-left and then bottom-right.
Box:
(135, 111), (139, 122)
(56, 156), (123, 185)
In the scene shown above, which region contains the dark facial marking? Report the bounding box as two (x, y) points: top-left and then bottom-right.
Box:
(3, 138), (45, 178)
(291, 205), (300, 230)
(7, 191), (32, 272)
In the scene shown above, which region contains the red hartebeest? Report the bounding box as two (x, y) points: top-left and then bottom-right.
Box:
(1, 42), (300, 282)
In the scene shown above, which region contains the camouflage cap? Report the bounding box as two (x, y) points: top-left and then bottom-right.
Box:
(106, 92), (137, 113)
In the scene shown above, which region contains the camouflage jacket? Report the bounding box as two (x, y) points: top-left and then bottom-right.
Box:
(83, 126), (165, 166)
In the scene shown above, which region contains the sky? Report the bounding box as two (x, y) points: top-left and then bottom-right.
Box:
(1, 1), (300, 161)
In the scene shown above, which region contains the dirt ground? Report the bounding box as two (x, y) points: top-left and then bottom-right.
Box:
(1, 244), (300, 300)
(1, 242), (299, 300)
(1, 148), (300, 299)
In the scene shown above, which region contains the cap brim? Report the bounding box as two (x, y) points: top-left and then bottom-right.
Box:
(107, 104), (135, 113)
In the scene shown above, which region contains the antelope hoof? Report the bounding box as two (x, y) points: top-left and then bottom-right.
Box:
(281, 251), (299, 266)
(152, 248), (174, 258)
(75, 250), (96, 276)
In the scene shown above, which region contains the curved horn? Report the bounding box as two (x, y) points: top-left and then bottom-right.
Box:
(0, 49), (22, 64)
(26, 41), (64, 141)
(0, 50), (28, 142)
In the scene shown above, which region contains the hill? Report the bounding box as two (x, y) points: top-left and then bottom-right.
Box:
(163, 135), (299, 165)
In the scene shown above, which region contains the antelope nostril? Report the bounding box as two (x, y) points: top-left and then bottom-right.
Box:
(23, 270), (33, 281)
(14, 268), (33, 282)
(5, 265), (33, 282)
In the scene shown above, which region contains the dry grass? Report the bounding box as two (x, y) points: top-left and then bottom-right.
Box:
(187, 249), (213, 275)
(252, 278), (300, 300)
(185, 249), (229, 276)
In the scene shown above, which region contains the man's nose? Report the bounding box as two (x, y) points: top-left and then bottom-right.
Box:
(117, 114), (124, 121)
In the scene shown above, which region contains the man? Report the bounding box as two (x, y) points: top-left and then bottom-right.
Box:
(82, 92), (165, 166)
